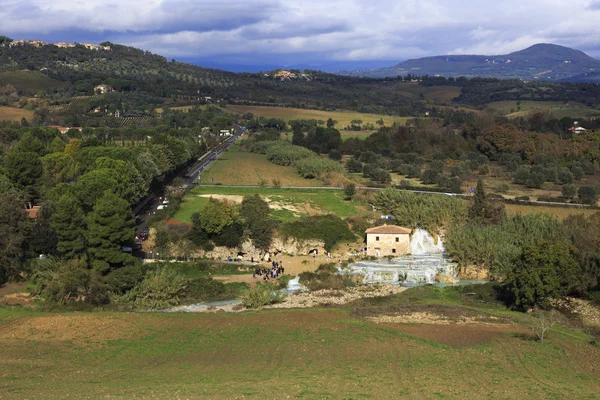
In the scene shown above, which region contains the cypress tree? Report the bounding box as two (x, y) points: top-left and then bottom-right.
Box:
(51, 193), (87, 258)
(86, 190), (135, 273)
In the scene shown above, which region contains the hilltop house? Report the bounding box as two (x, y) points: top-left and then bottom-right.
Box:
(48, 125), (83, 135)
(114, 109), (121, 118)
(569, 121), (586, 134)
(24, 205), (41, 219)
(94, 84), (113, 94)
(365, 225), (412, 257)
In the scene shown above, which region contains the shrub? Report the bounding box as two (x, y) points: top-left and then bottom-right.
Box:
(241, 282), (283, 308)
(249, 140), (279, 154)
(296, 157), (344, 179)
(346, 158), (363, 173)
(104, 264), (144, 294)
(267, 143), (315, 165)
(280, 215), (355, 251)
(112, 268), (187, 310)
(31, 258), (107, 305)
(496, 183), (510, 193)
(328, 149), (342, 161)
(183, 277), (247, 303)
(316, 263), (338, 273)
(298, 271), (345, 290)
(399, 180), (412, 188)
(344, 183), (356, 199)
(372, 188), (467, 233)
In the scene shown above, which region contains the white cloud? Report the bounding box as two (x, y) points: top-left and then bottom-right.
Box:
(2, 0), (600, 63)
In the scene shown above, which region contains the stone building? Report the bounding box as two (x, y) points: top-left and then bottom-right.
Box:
(365, 225), (412, 257)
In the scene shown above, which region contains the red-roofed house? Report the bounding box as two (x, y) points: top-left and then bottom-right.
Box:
(25, 205), (41, 219)
(48, 125), (83, 135)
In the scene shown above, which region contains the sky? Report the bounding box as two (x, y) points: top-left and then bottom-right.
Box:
(2, 0), (600, 72)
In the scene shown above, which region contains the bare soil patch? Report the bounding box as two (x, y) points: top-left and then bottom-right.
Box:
(354, 304), (527, 346)
(386, 322), (528, 347)
(0, 315), (140, 344)
(198, 194), (244, 203)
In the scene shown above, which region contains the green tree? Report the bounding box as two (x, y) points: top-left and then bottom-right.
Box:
(468, 179), (504, 225)
(326, 118), (337, 128)
(197, 199), (235, 234)
(0, 191), (30, 284)
(561, 184), (576, 199)
(51, 193), (87, 258)
(3, 150), (43, 190)
(86, 190), (135, 273)
(41, 153), (80, 188)
(577, 186), (597, 205)
(240, 194), (274, 250)
(505, 241), (579, 309)
(292, 123), (305, 146)
(344, 183), (356, 200)
(48, 136), (66, 153)
(28, 203), (58, 257)
(31, 258), (106, 305)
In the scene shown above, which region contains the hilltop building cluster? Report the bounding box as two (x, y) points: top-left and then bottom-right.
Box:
(2, 40), (110, 51)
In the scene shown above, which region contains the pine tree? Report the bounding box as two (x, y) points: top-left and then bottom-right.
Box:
(86, 190), (135, 273)
(0, 191), (31, 284)
(51, 193), (87, 258)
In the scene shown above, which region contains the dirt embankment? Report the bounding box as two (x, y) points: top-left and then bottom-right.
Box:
(0, 283), (32, 306)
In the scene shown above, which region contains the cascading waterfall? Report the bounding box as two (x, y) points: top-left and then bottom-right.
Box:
(410, 228), (445, 255)
(343, 228), (457, 285)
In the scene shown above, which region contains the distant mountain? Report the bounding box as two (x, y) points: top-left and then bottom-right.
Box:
(338, 44), (600, 81)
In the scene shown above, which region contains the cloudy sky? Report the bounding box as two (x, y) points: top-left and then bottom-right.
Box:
(2, 0), (600, 71)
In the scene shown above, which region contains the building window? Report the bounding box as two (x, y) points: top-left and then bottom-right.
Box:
(392, 249), (396, 254)
(376, 236), (379, 241)
(396, 237), (399, 242)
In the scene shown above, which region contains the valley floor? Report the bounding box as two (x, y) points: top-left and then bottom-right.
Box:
(1, 292), (599, 399)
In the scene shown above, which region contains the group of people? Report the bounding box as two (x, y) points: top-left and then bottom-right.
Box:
(253, 260), (285, 280)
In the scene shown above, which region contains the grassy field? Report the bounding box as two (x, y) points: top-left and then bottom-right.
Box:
(0, 106), (34, 122)
(486, 100), (600, 118)
(199, 143), (322, 187)
(224, 105), (411, 128)
(1, 286), (599, 399)
(0, 71), (68, 92)
(340, 131), (373, 141)
(174, 186), (366, 224)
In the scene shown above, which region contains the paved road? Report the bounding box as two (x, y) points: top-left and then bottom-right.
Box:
(134, 132), (243, 235)
(184, 133), (240, 185)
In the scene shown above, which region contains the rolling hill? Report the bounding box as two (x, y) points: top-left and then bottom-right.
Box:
(338, 44), (600, 81)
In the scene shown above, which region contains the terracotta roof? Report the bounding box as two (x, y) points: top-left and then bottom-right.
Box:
(365, 225), (411, 235)
(25, 206), (41, 219)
